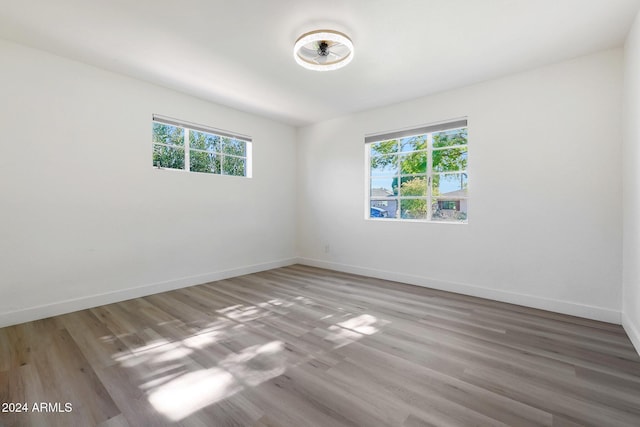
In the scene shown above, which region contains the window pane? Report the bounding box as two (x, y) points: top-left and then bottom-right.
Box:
(433, 199), (468, 222)
(400, 176), (427, 197)
(370, 140), (398, 156)
(433, 147), (467, 172)
(400, 152), (427, 174)
(370, 155), (398, 176)
(153, 123), (184, 146)
(400, 135), (427, 152)
(190, 151), (219, 174)
(433, 128), (467, 148)
(190, 130), (220, 152)
(433, 173), (468, 197)
(153, 144), (185, 169)
(370, 200), (397, 219)
(222, 156), (246, 176)
(223, 138), (246, 156)
(401, 199), (428, 219)
(371, 177), (397, 196)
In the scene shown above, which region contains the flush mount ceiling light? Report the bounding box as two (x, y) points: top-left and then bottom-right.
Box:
(293, 30), (354, 71)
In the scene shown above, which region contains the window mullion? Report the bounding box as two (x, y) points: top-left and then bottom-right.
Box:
(184, 128), (190, 172)
(220, 140), (225, 175)
(397, 144), (401, 219)
(366, 146), (371, 219)
(427, 133), (433, 221)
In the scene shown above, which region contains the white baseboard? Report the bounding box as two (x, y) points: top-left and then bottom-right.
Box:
(2, 256), (625, 333)
(622, 312), (640, 356)
(296, 257), (622, 324)
(0, 258), (297, 328)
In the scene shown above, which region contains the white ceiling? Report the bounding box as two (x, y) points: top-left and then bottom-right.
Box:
(1, 0), (639, 126)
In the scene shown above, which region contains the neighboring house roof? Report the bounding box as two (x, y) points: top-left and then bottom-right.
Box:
(371, 188), (394, 198)
(440, 189), (468, 198)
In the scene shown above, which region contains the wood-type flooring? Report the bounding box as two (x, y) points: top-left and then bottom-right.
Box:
(1, 265), (640, 426)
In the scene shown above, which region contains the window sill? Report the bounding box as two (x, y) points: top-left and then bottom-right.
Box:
(365, 217), (468, 225)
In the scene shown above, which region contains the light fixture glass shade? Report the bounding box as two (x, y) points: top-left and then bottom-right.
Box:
(293, 30), (354, 71)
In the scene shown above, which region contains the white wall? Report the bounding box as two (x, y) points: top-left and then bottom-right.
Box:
(623, 11), (640, 353)
(297, 49), (623, 323)
(0, 40), (297, 327)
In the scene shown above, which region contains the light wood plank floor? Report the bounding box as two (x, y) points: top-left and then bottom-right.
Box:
(1, 265), (640, 426)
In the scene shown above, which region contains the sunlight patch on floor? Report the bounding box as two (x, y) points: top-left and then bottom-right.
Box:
(338, 314), (381, 335)
(220, 341), (286, 387)
(147, 340), (286, 421)
(216, 304), (243, 314)
(325, 314), (387, 348)
(181, 330), (222, 350)
(152, 345), (194, 364)
(109, 296), (387, 423)
(148, 367), (240, 421)
(113, 338), (171, 367)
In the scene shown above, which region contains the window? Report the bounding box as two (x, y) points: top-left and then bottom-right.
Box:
(152, 115), (252, 177)
(366, 119), (468, 222)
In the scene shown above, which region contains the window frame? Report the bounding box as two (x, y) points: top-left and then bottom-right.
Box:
(152, 115), (252, 178)
(365, 120), (468, 223)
